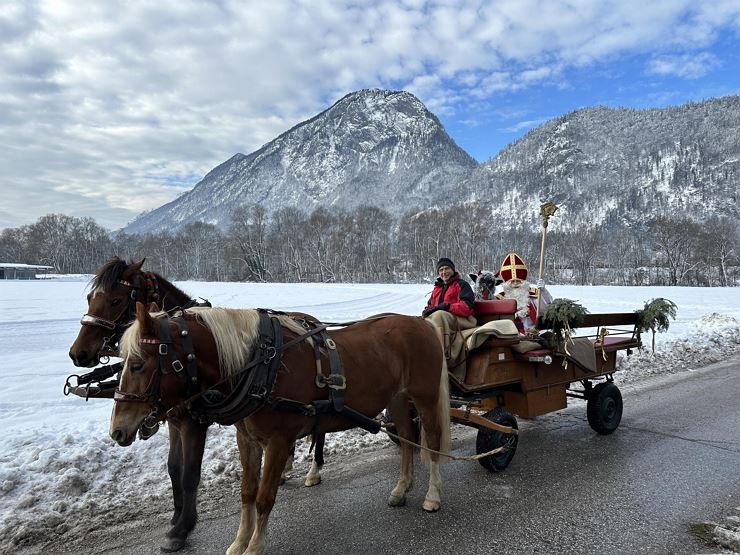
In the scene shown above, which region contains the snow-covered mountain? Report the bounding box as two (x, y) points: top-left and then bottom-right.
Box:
(464, 96), (740, 231)
(124, 91), (740, 234)
(124, 89), (477, 233)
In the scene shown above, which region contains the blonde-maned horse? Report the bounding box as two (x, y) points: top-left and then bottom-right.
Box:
(111, 304), (450, 554)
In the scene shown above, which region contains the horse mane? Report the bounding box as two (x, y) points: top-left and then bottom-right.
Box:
(90, 256), (129, 294)
(120, 308), (308, 380)
(190, 308), (308, 379)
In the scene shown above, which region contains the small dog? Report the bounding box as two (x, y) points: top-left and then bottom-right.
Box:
(469, 270), (503, 300)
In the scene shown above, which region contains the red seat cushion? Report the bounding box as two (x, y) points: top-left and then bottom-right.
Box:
(474, 299), (517, 315)
(593, 336), (636, 347)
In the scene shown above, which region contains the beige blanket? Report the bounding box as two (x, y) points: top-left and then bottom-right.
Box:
(425, 311), (477, 380)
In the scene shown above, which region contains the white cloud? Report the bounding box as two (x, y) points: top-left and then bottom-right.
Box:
(1, 0), (740, 229)
(647, 52), (721, 79)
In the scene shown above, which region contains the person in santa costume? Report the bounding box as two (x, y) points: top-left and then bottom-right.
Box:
(423, 257), (476, 379)
(495, 251), (553, 334)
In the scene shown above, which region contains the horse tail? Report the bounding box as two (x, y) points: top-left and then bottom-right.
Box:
(421, 320), (451, 463)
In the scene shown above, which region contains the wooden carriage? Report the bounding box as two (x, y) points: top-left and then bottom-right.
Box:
(447, 298), (641, 472)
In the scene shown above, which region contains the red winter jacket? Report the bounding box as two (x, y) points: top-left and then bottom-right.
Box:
(426, 273), (475, 318)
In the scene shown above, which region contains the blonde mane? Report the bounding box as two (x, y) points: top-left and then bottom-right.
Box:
(120, 307), (310, 379)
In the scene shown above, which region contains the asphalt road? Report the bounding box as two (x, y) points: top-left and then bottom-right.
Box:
(43, 356), (740, 555)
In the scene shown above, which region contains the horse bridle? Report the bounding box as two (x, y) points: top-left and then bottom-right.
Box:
(113, 316), (198, 438)
(80, 274), (155, 356)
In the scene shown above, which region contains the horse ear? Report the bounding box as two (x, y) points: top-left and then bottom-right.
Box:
(147, 301), (160, 312)
(468, 273), (478, 283)
(130, 258), (146, 273)
(135, 301), (157, 336)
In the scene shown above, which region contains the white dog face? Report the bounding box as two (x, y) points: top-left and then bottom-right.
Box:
(469, 271), (504, 300)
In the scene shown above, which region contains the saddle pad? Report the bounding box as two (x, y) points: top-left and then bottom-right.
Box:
(465, 319), (520, 350)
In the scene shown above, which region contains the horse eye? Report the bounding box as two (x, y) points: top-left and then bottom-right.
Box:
(111, 298), (122, 307)
(129, 361), (145, 373)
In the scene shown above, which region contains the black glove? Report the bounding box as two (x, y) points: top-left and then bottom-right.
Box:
(422, 303), (449, 317)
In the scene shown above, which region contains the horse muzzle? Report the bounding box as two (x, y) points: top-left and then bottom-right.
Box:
(69, 348), (99, 368)
(110, 427), (136, 447)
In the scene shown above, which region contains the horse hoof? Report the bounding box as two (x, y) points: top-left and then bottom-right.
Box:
(304, 476), (321, 487)
(388, 494), (407, 507)
(160, 537), (186, 552)
(422, 498), (441, 512)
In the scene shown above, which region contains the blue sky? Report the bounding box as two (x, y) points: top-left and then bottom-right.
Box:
(1, 1), (739, 231)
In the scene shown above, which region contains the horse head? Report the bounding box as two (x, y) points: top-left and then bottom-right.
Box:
(110, 303), (220, 446)
(469, 270), (503, 301)
(69, 257), (147, 367)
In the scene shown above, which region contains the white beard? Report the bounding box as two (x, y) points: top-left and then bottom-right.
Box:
(503, 280), (532, 320)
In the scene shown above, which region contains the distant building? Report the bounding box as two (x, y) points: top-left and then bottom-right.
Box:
(0, 263), (54, 280)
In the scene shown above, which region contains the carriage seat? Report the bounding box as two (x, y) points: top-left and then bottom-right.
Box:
(474, 299), (517, 325)
(590, 335), (641, 351)
(463, 319), (520, 351)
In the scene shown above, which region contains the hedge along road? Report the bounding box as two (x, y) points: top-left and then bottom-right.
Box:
(39, 355), (740, 555)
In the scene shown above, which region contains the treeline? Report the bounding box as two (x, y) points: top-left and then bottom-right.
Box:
(1, 208), (738, 286)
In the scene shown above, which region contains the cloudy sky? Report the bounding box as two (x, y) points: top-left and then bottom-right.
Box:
(2, 0), (740, 231)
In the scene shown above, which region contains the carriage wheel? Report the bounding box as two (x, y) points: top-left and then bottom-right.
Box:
(476, 407), (518, 472)
(587, 382), (623, 435)
(384, 408), (420, 447)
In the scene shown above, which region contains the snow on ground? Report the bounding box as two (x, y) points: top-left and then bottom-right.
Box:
(0, 279), (739, 552)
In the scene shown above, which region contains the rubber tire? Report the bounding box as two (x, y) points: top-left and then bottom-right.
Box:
(385, 408), (420, 446)
(587, 382), (623, 435)
(476, 407), (518, 472)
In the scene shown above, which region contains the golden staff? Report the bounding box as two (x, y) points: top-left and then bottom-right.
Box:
(536, 201), (558, 318)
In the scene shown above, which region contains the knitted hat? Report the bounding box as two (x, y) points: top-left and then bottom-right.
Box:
(498, 252), (527, 282)
(436, 257), (455, 272)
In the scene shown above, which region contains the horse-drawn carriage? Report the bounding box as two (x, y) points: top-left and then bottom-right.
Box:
(64, 257), (652, 554)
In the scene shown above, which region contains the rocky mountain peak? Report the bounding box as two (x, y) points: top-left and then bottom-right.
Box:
(123, 88), (476, 234)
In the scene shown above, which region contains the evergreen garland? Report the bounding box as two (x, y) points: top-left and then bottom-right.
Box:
(541, 299), (589, 350)
(634, 298), (678, 353)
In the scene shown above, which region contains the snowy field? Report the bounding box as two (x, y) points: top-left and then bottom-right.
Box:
(1, 277), (739, 552)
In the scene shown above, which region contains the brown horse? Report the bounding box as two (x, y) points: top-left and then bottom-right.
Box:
(111, 304), (451, 555)
(69, 257), (212, 551)
(69, 257), (327, 551)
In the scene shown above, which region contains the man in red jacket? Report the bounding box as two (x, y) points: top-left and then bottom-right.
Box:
(423, 257), (477, 379)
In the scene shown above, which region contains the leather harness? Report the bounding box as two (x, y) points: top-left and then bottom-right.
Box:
(114, 309), (381, 434)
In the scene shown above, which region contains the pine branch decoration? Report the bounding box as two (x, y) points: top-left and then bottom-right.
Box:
(635, 298), (677, 354)
(541, 299), (589, 351)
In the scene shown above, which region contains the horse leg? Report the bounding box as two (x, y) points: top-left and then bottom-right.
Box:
(386, 394), (415, 507)
(415, 365), (451, 513)
(166, 423), (184, 526)
(243, 436), (293, 555)
(226, 424), (262, 555)
(162, 419), (208, 552)
(280, 442), (294, 485)
(303, 432), (325, 487)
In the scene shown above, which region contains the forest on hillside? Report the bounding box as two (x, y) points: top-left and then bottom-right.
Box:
(1, 206), (737, 286)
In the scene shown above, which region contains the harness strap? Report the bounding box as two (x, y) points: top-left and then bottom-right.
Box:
(171, 316), (199, 394)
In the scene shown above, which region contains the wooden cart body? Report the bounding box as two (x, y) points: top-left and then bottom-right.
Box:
(450, 300), (641, 419)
